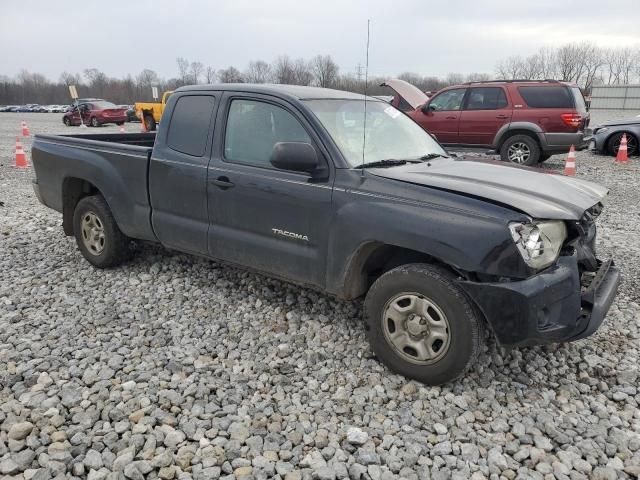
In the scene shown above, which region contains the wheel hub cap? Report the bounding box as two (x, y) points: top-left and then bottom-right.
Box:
(81, 211), (105, 255)
(382, 293), (451, 365)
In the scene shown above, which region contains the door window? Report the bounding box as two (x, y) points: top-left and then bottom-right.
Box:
(428, 88), (466, 111)
(224, 99), (311, 168)
(465, 87), (508, 110)
(167, 95), (216, 157)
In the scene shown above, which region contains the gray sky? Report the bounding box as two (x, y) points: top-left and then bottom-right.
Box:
(2, 0), (639, 80)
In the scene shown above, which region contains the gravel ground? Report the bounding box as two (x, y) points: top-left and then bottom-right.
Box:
(1, 112), (639, 480)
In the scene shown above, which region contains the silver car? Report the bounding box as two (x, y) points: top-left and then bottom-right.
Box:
(592, 118), (639, 157)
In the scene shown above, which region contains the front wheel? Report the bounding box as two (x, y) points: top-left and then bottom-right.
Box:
(90, 117), (99, 127)
(607, 132), (638, 157)
(63, 116), (71, 126)
(364, 264), (484, 385)
(73, 195), (131, 268)
(500, 134), (540, 166)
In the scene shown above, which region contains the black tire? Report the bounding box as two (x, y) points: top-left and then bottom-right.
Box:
(73, 195), (131, 268)
(539, 154), (551, 162)
(144, 114), (156, 132)
(364, 263), (484, 385)
(90, 117), (99, 128)
(116, 121), (125, 126)
(63, 116), (71, 126)
(607, 132), (638, 157)
(500, 134), (541, 166)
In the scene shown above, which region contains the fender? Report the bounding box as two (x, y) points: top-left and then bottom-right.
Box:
(32, 136), (155, 242)
(493, 121), (544, 149)
(325, 174), (530, 299)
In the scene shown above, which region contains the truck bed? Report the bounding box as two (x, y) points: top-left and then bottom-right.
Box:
(31, 132), (157, 243)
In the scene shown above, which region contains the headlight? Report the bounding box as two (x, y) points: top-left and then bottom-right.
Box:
(509, 221), (567, 270)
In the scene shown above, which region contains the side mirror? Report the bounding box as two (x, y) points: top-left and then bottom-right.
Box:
(421, 103), (435, 114)
(270, 142), (319, 174)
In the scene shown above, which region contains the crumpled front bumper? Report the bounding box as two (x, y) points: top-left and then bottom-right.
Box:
(459, 255), (620, 347)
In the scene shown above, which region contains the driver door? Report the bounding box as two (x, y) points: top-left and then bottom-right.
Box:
(206, 93), (334, 288)
(410, 88), (467, 144)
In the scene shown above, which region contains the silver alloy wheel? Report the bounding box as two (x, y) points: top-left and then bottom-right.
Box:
(81, 211), (105, 255)
(381, 292), (451, 365)
(507, 142), (530, 164)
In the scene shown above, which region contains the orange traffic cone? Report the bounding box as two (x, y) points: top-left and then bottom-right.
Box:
(14, 137), (28, 168)
(21, 121), (30, 137)
(564, 145), (576, 176)
(616, 133), (629, 164)
(119, 124), (125, 133)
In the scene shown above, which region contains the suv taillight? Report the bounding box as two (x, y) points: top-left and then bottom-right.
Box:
(560, 113), (582, 128)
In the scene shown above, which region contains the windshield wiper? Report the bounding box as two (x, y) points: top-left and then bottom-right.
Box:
(419, 153), (450, 160)
(360, 159), (413, 169)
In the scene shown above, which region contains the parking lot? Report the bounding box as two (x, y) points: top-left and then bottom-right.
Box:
(1, 112), (639, 479)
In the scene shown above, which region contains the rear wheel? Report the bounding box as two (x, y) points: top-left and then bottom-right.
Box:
(500, 134), (540, 166)
(144, 114), (156, 132)
(607, 132), (638, 157)
(73, 195), (131, 268)
(364, 263), (485, 385)
(90, 116), (99, 128)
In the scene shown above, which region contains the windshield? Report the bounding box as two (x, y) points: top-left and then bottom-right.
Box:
(304, 99), (446, 167)
(92, 101), (117, 109)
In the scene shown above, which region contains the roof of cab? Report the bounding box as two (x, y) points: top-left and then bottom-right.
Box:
(175, 83), (373, 101)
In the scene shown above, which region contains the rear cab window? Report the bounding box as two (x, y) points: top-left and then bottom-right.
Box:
(167, 95), (216, 157)
(518, 86), (574, 108)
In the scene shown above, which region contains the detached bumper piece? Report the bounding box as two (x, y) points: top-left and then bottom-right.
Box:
(460, 255), (620, 347)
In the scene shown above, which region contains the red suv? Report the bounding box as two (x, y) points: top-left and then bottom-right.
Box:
(383, 79), (590, 165)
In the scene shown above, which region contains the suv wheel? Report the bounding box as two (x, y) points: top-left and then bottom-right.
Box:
(500, 134), (540, 166)
(364, 263), (485, 385)
(73, 195), (131, 268)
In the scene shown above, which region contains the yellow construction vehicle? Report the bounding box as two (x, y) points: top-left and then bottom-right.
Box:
(134, 90), (173, 131)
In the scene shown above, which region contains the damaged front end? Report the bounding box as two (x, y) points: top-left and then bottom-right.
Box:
(459, 202), (621, 347)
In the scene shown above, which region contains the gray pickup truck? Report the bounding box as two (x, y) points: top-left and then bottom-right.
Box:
(32, 84), (620, 385)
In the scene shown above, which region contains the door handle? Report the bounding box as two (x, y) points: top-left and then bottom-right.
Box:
(496, 115), (509, 119)
(446, 116), (458, 120)
(211, 176), (235, 190)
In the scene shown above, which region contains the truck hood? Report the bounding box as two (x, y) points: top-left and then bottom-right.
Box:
(380, 79), (429, 109)
(368, 158), (608, 220)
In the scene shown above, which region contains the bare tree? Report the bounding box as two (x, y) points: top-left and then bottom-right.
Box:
(176, 57), (190, 85)
(292, 58), (313, 86)
(311, 55), (339, 87)
(218, 66), (244, 83)
(59, 71), (81, 87)
(465, 72), (491, 82)
(190, 61), (204, 84)
(205, 66), (216, 84)
(273, 56), (296, 84)
(245, 60), (272, 83)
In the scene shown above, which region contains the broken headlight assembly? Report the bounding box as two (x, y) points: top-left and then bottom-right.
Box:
(509, 221), (567, 270)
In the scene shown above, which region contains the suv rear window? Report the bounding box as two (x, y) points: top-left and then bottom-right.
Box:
(518, 86), (573, 108)
(570, 87), (587, 112)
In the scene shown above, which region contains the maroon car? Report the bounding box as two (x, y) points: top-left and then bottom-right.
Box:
(383, 79), (590, 165)
(63, 100), (127, 127)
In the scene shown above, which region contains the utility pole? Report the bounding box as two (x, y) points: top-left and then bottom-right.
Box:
(355, 64), (364, 82)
